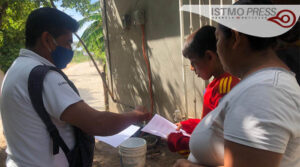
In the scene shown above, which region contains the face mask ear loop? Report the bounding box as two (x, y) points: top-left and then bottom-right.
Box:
(47, 46), (52, 53)
(47, 36), (57, 53)
(52, 38), (58, 46)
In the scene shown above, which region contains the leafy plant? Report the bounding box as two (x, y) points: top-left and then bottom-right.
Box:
(77, 1), (106, 64)
(0, 0), (38, 72)
(0, 0), (105, 72)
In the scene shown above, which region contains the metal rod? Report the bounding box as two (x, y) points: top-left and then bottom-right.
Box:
(189, 0), (193, 33)
(209, 0), (212, 25)
(199, 0), (202, 28)
(179, 0), (189, 119)
(74, 33), (113, 98)
(101, 0), (115, 100)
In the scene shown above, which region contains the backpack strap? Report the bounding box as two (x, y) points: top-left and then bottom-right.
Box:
(28, 65), (78, 156)
(47, 66), (80, 95)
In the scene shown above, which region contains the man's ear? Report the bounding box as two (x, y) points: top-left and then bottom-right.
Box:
(231, 30), (241, 50)
(41, 32), (54, 52)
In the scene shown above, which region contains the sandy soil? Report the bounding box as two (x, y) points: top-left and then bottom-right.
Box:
(0, 62), (183, 167)
(63, 62), (106, 111)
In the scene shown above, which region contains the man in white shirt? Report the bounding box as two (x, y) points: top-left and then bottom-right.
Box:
(0, 7), (150, 167)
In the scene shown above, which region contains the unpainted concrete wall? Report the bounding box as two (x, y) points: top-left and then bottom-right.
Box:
(101, 0), (233, 121)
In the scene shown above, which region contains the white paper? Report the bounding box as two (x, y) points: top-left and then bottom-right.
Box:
(95, 125), (140, 148)
(141, 114), (190, 139)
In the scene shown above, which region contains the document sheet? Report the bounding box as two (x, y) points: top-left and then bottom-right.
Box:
(95, 125), (140, 147)
(141, 114), (190, 139)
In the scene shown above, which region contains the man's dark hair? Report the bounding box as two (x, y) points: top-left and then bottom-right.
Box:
(25, 7), (79, 48)
(182, 25), (217, 59)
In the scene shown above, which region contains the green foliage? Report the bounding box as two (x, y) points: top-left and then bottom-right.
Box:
(0, 0), (38, 72)
(71, 50), (90, 63)
(0, 0), (105, 72)
(60, 0), (92, 16)
(77, 2), (106, 64)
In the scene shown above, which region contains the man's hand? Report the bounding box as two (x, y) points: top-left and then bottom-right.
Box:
(132, 106), (151, 122)
(176, 122), (182, 131)
(173, 159), (205, 167)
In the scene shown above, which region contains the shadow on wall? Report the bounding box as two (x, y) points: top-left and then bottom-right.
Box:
(152, 72), (183, 120)
(105, 0), (184, 120)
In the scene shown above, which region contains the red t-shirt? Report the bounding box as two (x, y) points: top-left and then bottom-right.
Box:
(201, 72), (240, 119)
(168, 73), (240, 153)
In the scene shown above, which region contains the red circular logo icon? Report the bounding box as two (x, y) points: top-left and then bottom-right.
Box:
(268, 9), (296, 28)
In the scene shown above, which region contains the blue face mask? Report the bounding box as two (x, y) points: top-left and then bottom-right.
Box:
(49, 39), (74, 69)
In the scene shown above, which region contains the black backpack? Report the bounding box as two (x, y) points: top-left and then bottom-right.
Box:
(28, 65), (95, 167)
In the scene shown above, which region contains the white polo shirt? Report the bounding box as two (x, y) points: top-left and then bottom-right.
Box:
(0, 49), (82, 167)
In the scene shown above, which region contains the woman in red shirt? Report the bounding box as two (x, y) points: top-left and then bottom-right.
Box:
(167, 26), (240, 155)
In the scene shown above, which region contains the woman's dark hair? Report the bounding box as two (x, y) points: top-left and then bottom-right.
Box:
(278, 20), (300, 43)
(277, 48), (300, 85)
(219, 0), (300, 84)
(219, 0), (277, 51)
(25, 7), (79, 48)
(182, 25), (217, 59)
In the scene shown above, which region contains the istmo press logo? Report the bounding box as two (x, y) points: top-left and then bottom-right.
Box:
(181, 5), (300, 37)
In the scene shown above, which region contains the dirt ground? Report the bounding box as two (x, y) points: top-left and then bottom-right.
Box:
(0, 62), (183, 167)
